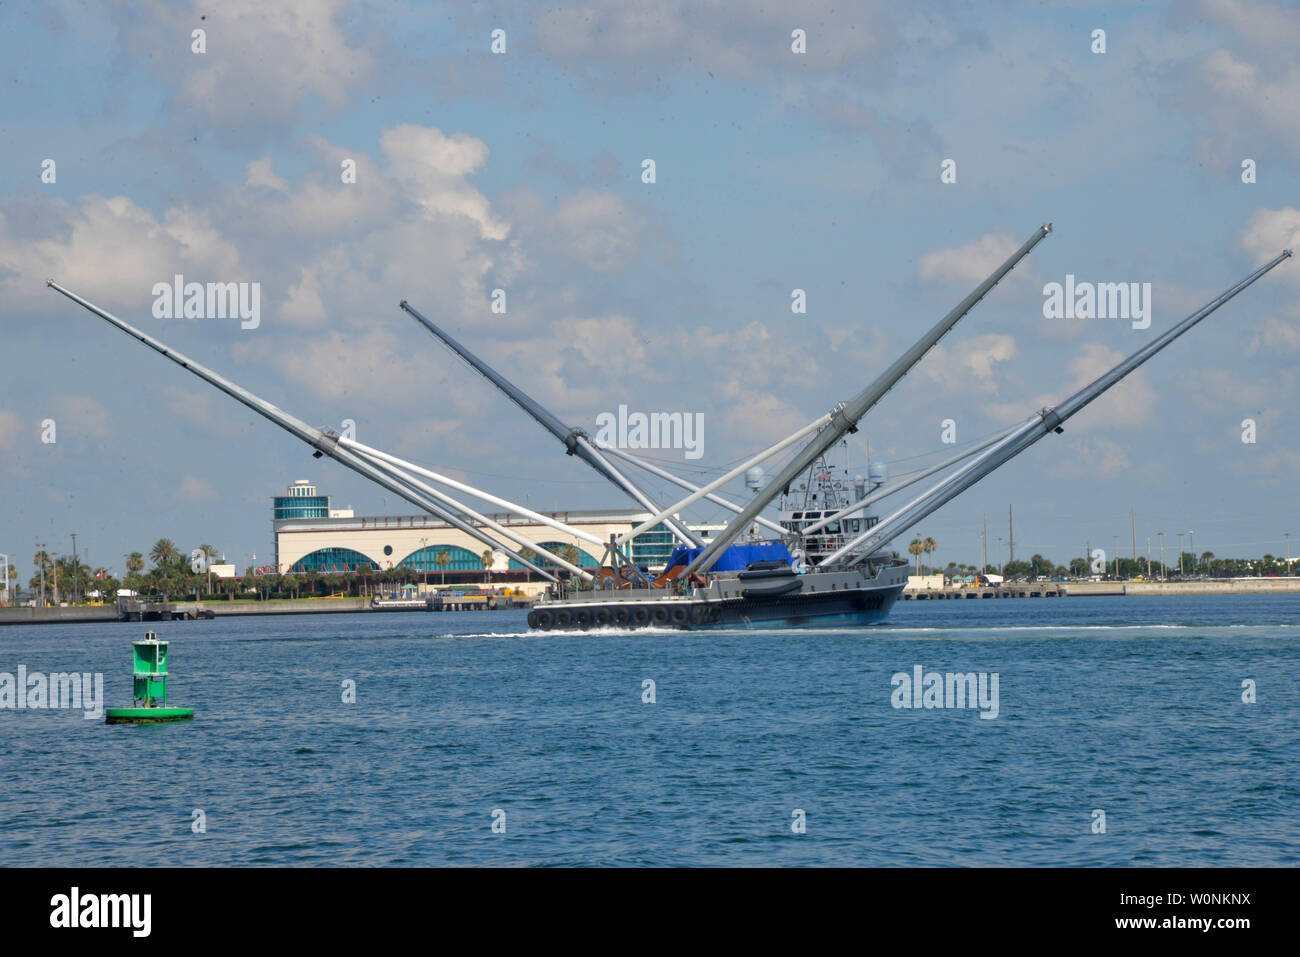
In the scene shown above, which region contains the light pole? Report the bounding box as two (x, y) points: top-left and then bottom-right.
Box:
(1178, 532), (1184, 577)
(0, 552), (8, 606)
(1286, 533), (1292, 573)
(1189, 530), (1195, 575)
(1113, 535), (1119, 579)
(70, 532), (78, 605)
(1158, 532), (1165, 581)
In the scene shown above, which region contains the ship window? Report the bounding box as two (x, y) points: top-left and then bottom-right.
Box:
(792, 512), (803, 519)
(825, 521), (840, 533)
(806, 512), (821, 518)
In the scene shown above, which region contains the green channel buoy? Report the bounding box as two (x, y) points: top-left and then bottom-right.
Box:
(105, 631), (194, 725)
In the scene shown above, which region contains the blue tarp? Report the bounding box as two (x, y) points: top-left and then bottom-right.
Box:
(664, 541), (793, 572)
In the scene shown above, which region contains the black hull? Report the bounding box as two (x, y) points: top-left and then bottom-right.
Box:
(527, 581), (906, 631)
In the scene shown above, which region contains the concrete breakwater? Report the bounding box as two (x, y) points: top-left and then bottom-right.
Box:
(902, 584), (1066, 600)
(0, 595), (534, 626)
(0, 599), (369, 625)
(902, 578), (1300, 601)
(1070, 579), (1300, 596)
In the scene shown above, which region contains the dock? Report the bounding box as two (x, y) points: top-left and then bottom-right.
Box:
(117, 598), (217, 621)
(901, 584), (1066, 600)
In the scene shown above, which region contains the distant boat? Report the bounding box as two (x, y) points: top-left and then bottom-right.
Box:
(370, 595), (434, 612)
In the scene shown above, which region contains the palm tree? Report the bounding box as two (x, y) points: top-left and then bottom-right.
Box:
(197, 544), (218, 595)
(481, 549), (494, 584)
(519, 547), (537, 579)
(149, 538), (178, 569)
(434, 549), (452, 585)
(31, 550), (53, 603)
(908, 538), (924, 576)
(559, 544), (582, 572)
(923, 537), (937, 575)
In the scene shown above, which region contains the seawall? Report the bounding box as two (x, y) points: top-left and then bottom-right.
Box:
(1069, 579), (1300, 596)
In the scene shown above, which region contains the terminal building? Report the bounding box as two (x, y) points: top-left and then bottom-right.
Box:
(270, 479), (726, 583)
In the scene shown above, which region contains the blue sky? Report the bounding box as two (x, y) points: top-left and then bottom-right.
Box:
(2, 0), (1298, 580)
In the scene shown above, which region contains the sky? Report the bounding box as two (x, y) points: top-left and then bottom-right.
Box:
(1, 0), (1298, 583)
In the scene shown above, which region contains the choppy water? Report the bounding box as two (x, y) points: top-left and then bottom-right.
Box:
(1, 594), (1297, 866)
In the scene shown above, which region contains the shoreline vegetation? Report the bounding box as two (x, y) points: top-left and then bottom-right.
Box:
(4, 536), (1297, 617)
(2, 578), (1299, 627)
(4, 537), (541, 611)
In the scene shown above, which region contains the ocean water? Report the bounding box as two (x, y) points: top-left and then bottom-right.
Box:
(1, 594), (1297, 867)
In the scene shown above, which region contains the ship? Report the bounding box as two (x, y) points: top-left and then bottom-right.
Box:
(527, 449), (912, 631)
(45, 226), (1291, 632)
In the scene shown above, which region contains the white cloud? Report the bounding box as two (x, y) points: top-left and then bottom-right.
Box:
(923, 333), (1018, 394)
(0, 195), (243, 312)
(110, 0), (375, 142)
(50, 395), (112, 440)
(0, 124), (527, 408)
(245, 158), (288, 192)
(499, 187), (652, 276)
(1050, 436), (1131, 479)
(379, 125), (508, 240)
(986, 343), (1155, 432)
(271, 328), (445, 405)
(1247, 316), (1300, 355)
(1167, 1), (1300, 155)
(0, 410), (22, 451)
(1061, 344), (1157, 431)
(280, 266), (327, 327)
(919, 232), (1022, 285)
(177, 476), (218, 502)
(549, 192), (644, 273)
(529, 0), (898, 77)
(1240, 207), (1300, 291)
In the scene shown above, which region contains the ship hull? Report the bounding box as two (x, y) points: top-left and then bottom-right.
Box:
(703, 582), (904, 629)
(526, 562), (909, 632)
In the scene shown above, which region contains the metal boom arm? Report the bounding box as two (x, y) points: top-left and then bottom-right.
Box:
(45, 281), (565, 582)
(680, 222), (1053, 579)
(818, 248), (1293, 567)
(399, 300), (702, 547)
